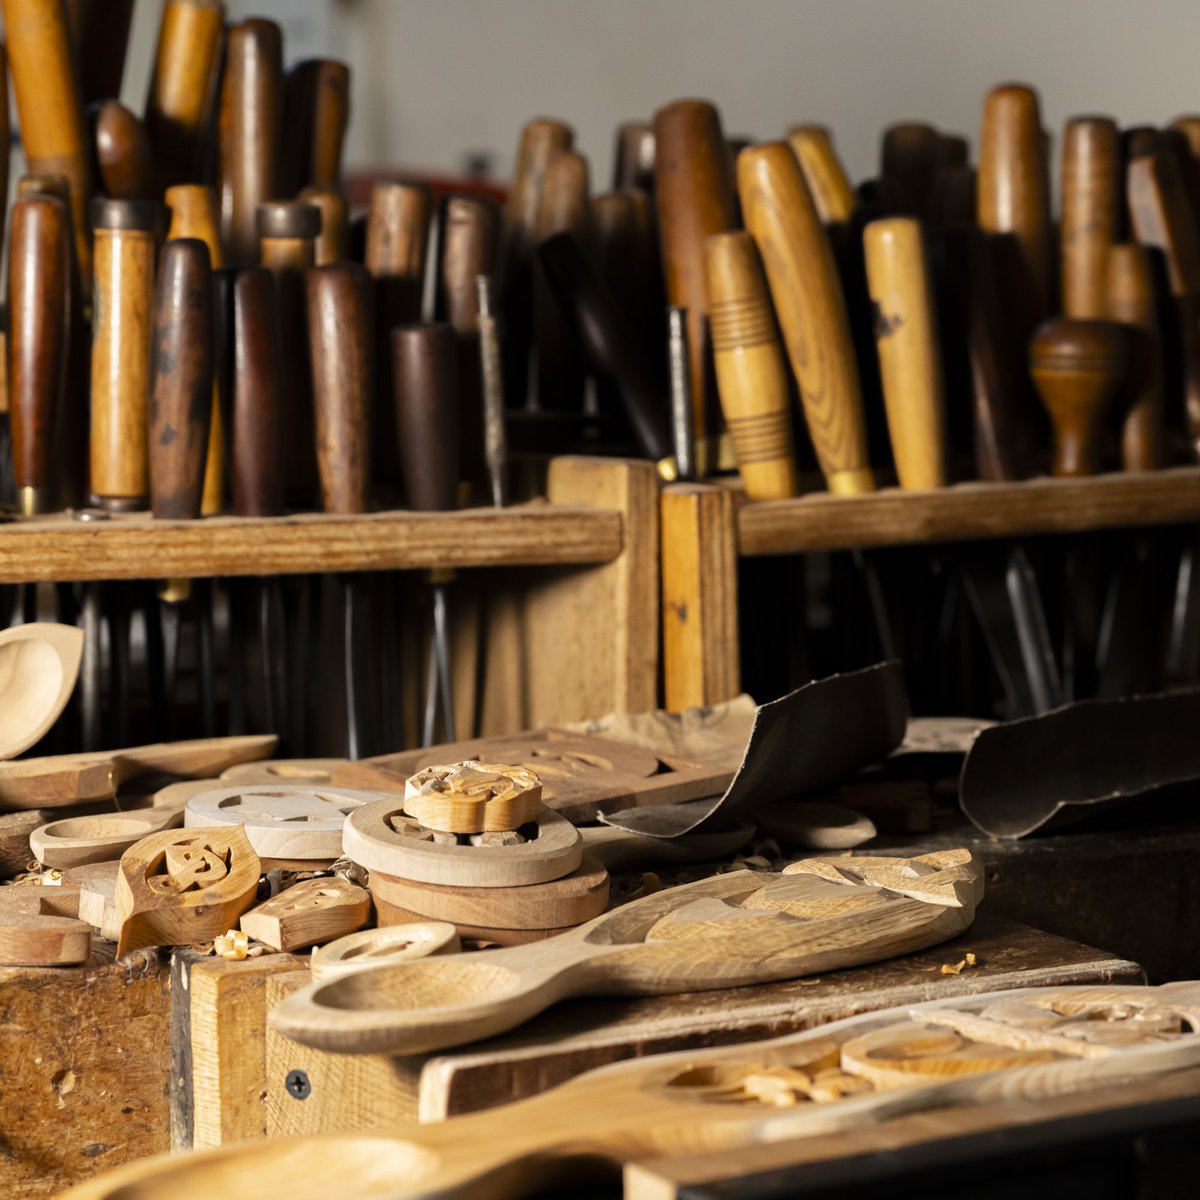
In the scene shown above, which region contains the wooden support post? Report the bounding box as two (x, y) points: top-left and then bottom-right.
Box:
(661, 481), (740, 712)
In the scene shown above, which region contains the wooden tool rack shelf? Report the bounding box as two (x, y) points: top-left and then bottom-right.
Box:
(662, 465), (1200, 711)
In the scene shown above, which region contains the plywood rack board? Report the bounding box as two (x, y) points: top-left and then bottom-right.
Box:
(175, 915), (1140, 1149)
(662, 467), (1200, 711)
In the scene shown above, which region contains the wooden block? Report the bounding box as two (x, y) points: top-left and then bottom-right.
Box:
(240, 877), (371, 952)
(0, 910), (90, 965)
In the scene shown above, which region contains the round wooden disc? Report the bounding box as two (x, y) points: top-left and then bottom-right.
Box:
(184, 786), (380, 860)
(310, 923), (461, 982)
(342, 800), (581, 887)
(372, 896), (576, 945)
(369, 854), (610, 930)
(220, 759), (347, 786)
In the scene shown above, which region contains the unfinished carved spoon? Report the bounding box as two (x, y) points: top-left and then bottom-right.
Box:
(272, 849), (983, 1055)
(0, 622), (83, 759)
(30, 806), (183, 868)
(58, 983), (1200, 1200)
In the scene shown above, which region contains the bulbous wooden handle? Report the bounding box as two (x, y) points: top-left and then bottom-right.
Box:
(1030, 318), (1129, 476)
(149, 239), (214, 519)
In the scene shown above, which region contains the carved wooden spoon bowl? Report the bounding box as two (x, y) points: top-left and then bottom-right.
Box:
(0, 623), (84, 760)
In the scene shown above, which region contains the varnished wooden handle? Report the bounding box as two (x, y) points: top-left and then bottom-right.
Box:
(1030, 318), (1129, 476)
(978, 83), (1052, 319)
(149, 239), (214, 519)
(3, 0), (92, 280)
(144, 0), (224, 186)
(1106, 244), (1165, 471)
(655, 99), (737, 446)
(863, 217), (947, 490)
(0, 46), (10, 262)
(436, 195), (499, 333)
(613, 121), (655, 191)
(738, 141), (874, 495)
(503, 118), (574, 246)
(65, 0), (134, 106)
(306, 263), (372, 514)
(881, 121), (941, 219)
(89, 199), (162, 510)
(298, 185), (348, 266)
(366, 181), (432, 318)
(703, 231), (798, 500)
(786, 125), (855, 226)
(1061, 117), (1119, 318)
(391, 323), (459, 512)
(231, 266), (283, 516)
(7, 193), (69, 514)
(219, 18), (282, 266)
(92, 101), (155, 200)
(282, 58), (349, 194)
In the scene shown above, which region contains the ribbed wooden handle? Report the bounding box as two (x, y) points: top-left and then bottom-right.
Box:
(738, 141), (874, 495)
(863, 217), (947, 490)
(1061, 117), (1119, 319)
(306, 263), (372, 514)
(148, 239), (214, 519)
(703, 231), (798, 501)
(1030, 318), (1129, 477)
(7, 193), (68, 514)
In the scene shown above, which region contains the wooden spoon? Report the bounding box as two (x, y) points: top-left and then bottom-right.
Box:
(0, 622), (83, 760)
(272, 850), (983, 1056)
(30, 806), (183, 868)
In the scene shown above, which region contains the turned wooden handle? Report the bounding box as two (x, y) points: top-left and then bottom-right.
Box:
(863, 217), (947, 490)
(89, 199), (162, 511)
(282, 58), (349, 194)
(504, 118), (574, 248)
(786, 125), (855, 226)
(703, 231), (798, 501)
(1030, 318), (1129, 476)
(231, 266), (283, 516)
(298, 185), (348, 266)
(738, 141), (874, 495)
(1061, 117), (1119, 319)
(366, 181), (432, 322)
(1106, 244), (1165, 471)
(144, 0), (224, 186)
(148, 239), (214, 519)
(881, 121), (941, 219)
(7, 193), (69, 514)
(3, 0), (92, 280)
(306, 263), (372, 514)
(978, 83), (1052, 319)
(391, 323), (459, 512)
(436, 195), (500, 333)
(654, 99), (736, 444)
(219, 18), (282, 266)
(613, 120), (655, 191)
(92, 101), (155, 200)
(65, 0), (135, 106)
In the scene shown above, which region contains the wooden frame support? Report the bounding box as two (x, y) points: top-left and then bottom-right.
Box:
(661, 482), (740, 712)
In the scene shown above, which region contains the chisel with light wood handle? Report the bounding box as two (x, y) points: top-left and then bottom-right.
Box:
(1061, 117), (1119, 319)
(738, 142), (874, 495)
(864, 217), (947, 490)
(7, 193), (69, 515)
(655, 99), (737, 450)
(703, 231), (798, 500)
(787, 125), (855, 228)
(3, 0), (92, 279)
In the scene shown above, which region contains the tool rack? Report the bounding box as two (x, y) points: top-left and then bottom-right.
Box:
(661, 465), (1200, 712)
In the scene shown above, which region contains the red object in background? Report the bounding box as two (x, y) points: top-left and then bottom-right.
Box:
(345, 170), (506, 210)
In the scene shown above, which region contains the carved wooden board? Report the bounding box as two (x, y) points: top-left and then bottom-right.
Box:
(241, 877), (371, 952)
(272, 849), (983, 1055)
(331, 729), (733, 823)
(59, 983), (1200, 1200)
(0, 622), (84, 760)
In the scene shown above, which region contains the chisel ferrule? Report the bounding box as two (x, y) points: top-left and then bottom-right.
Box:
(17, 486), (50, 516)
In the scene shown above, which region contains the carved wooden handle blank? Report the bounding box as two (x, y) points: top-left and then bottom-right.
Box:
(1030, 318), (1129, 477)
(306, 263), (373, 515)
(786, 125), (855, 226)
(655, 99), (737, 443)
(1106, 244), (1165, 471)
(231, 266), (283, 517)
(863, 217), (947, 490)
(7, 193), (69, 515)
(1061, 117), (1119, 319)
(149, 239), (214, 520)
(738, 141), (874, 495)
(703, 231), (798, 501)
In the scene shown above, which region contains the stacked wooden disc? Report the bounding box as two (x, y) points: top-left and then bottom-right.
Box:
(343, 760), (611, 944)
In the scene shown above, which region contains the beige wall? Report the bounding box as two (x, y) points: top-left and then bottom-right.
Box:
(115, 0), (1200, 191)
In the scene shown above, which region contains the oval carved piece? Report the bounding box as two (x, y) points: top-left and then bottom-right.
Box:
(185, 785), (378, 860)
(369, 855), (610, 931)
(402, 762), (543, 834)
(343, 802), (582, 888)
(310, 922), (461, 982)
(0, 622), (84, 761)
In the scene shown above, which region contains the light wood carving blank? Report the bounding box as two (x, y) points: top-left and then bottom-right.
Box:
(30, 806), (182, 868)
(402, 762), (543, 834)
(241, 876), (371, 952)
(0, 622), (83, 760)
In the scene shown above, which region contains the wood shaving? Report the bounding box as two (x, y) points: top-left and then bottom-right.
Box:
(940, 951), (978, 976)
(214, 929), (249, 960)
(628, 873), (662, 900)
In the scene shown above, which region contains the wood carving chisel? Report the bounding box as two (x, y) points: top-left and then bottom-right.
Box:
(281, 58), (350, 197)
(64, 0), (134, 107)
(881, 121), (941, 220)
(476, 275), (509, 508)
(613, 120), (655, 191)
(298, 185), (348, 266)
(1061, 117), (1119, 319)
(666, 306), (696, 483)
(91, 101), (155, 201)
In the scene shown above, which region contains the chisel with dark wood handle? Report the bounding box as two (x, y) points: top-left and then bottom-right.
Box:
(282, 58), (350, 195)
(614, 121), (655, 191)
(144, 0), (224, 187)
(92, 101), (155, 200)
(298, 185), (348, 266)
(64, 0), (134, 106)
(881, 121), (941, 219)
(230, 267), (283, 516)
(3, 0), (92, 279)
(7, 193), (69, 515)
(738, 141), (874, 495)
(1061, 117), (1119, 319)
